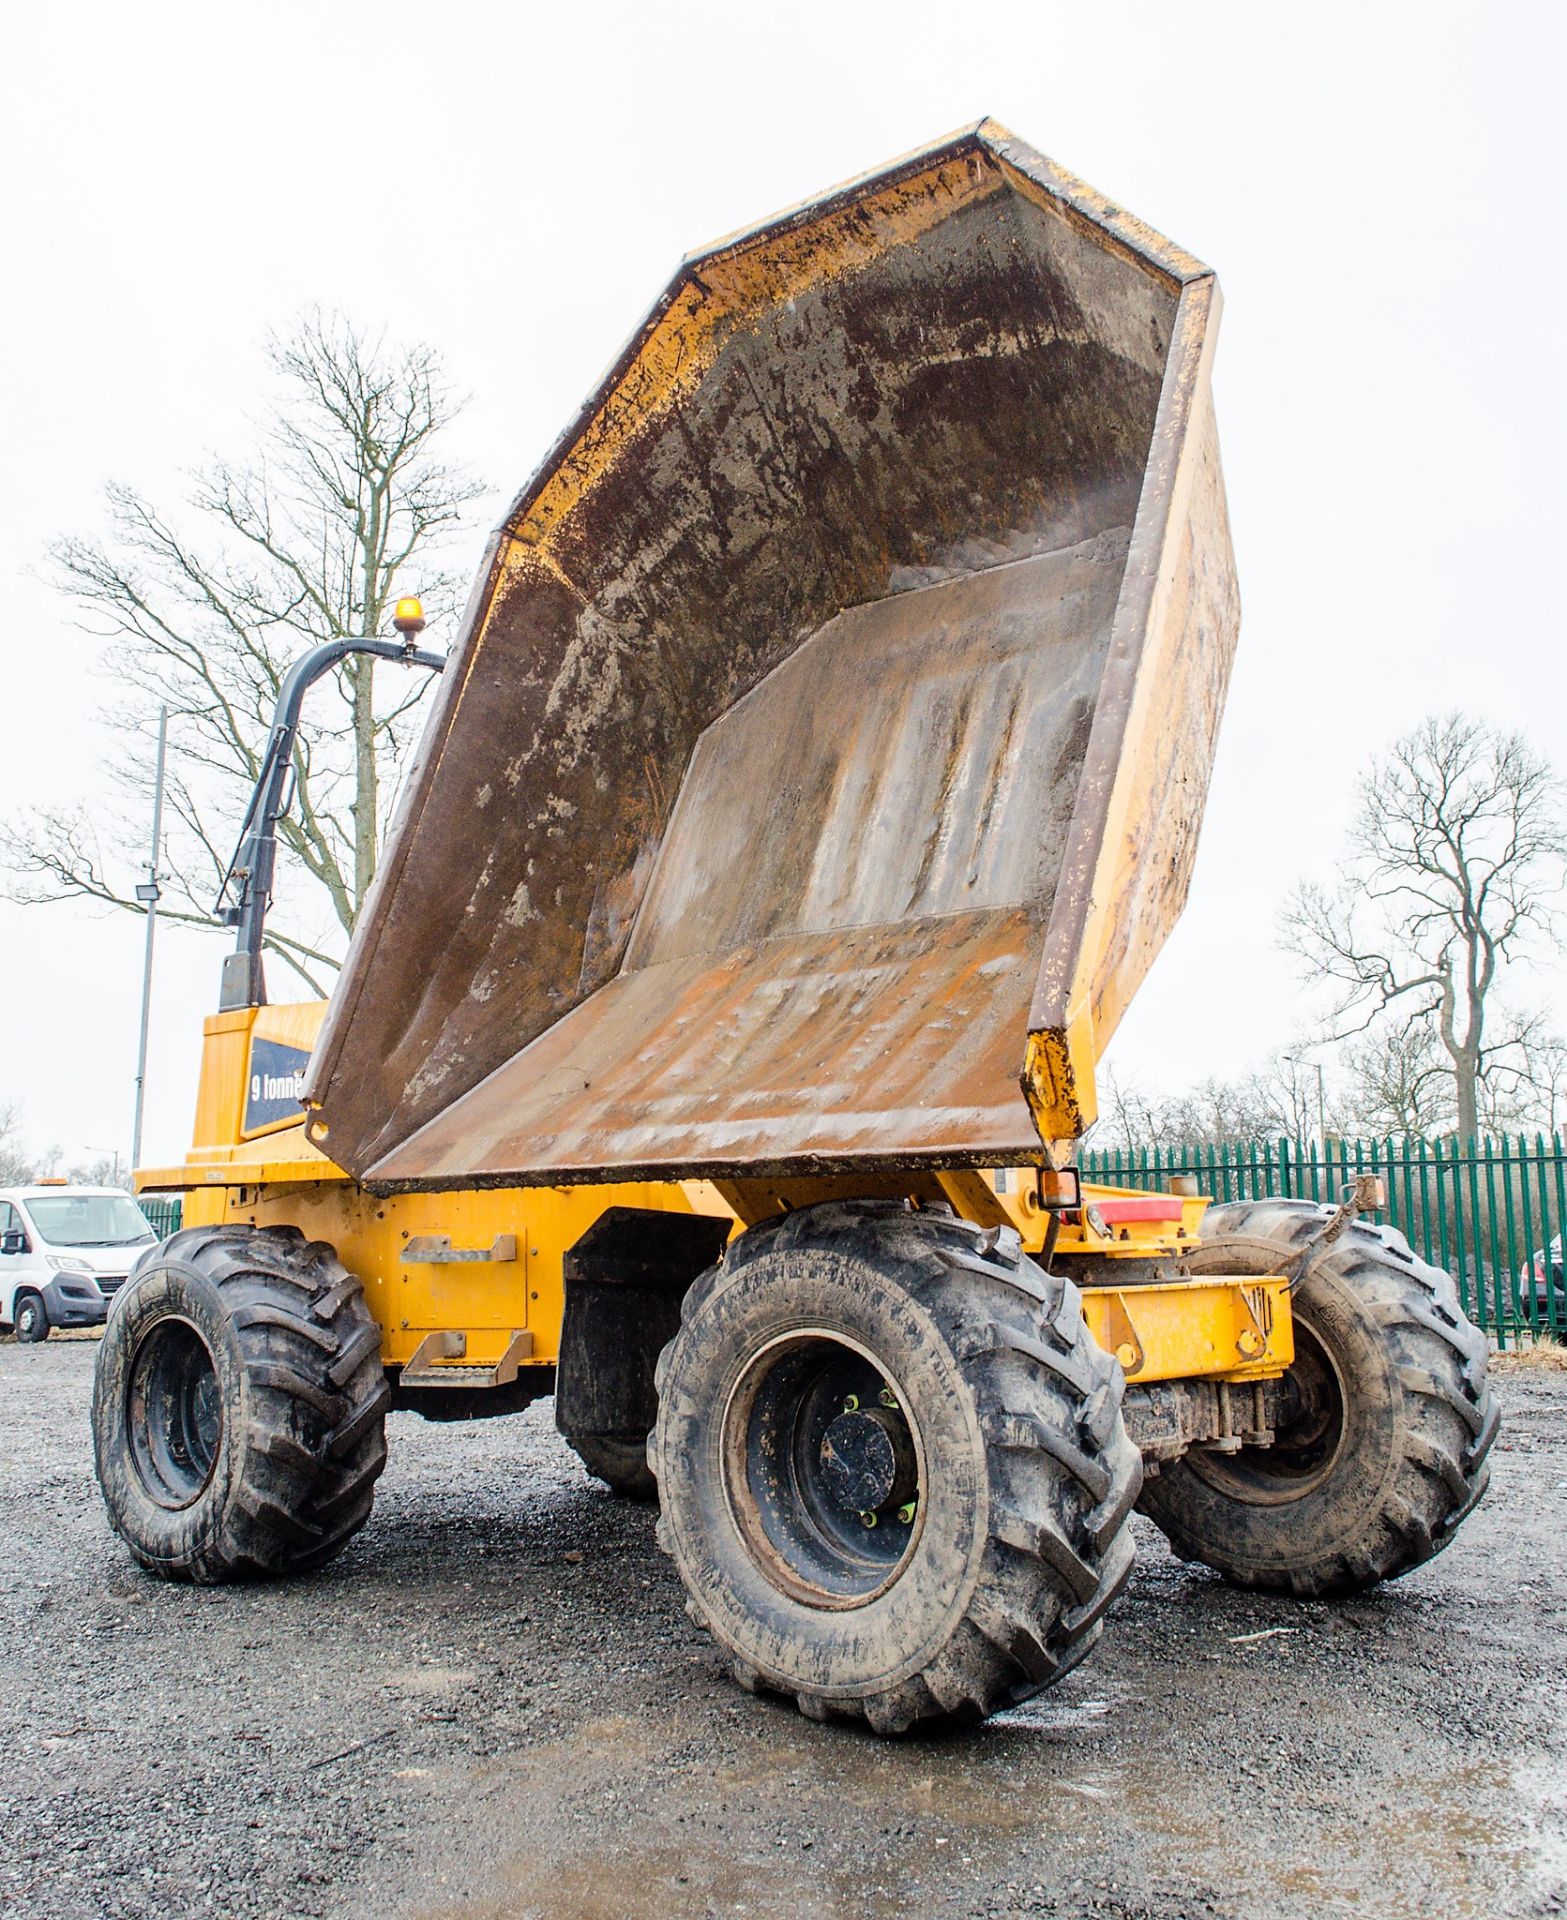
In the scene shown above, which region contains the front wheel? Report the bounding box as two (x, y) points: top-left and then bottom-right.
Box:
(650, 1201), (1142, 1734)
(92, 1226), (390, 1582)
(1138, 1199), (1498, 1596)
(13, 1291), (50, 1343)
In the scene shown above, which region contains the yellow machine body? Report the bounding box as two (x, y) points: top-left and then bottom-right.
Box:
(140, 1001), (1293, 1391)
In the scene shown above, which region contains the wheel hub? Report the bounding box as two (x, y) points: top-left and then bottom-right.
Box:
(126, 1317), (222, 1510)
(1189, 1316), (1348, 1504)
(1275, 1341), (1338, 1455)
(722, 1333), (925, 1608)
(819, 1404), (917, 1517)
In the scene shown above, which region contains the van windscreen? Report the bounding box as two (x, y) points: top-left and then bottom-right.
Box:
(26, 1195), (155, 1248)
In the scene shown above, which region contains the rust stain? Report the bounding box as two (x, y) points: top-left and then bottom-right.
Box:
(306, 124), (1238, 1189)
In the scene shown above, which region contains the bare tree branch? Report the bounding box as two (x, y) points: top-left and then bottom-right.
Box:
(3, 313), (487, 995)
(1284, 713), (1567, 1139)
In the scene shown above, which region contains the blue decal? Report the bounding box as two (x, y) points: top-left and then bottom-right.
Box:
(244, 1037), (312, 1134)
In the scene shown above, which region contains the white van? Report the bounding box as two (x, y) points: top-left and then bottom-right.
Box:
(0, 1186), (159, 1342)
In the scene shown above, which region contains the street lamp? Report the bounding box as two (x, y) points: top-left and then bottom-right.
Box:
(131, 709), (168, 1171)
(83, 1145), (125, 1188)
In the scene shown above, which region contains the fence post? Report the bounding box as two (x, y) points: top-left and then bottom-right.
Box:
(1536, 1134), (1565, 1339)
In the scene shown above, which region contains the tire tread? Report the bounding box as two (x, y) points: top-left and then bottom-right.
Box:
(93, 1225), (388, 1583)
(1139, 1198), (1496, 1598)
(650, 1203), (1141, 1733)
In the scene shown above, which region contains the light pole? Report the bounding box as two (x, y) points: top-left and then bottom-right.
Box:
(83, 1146), (124, 1188)
(131, 707), (168, 1171)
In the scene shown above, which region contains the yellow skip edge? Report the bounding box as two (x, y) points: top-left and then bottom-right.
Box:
(1021, 1014), (1099, 1154)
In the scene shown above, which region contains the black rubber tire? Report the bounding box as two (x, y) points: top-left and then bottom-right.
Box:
(563, 1430), (658, 1501)
(13, 1291), (50, 1343)
(649, 1200), (1142, 1734)
(92, 1225), (390, 1582)
(1138, 1198), (1498, 1597)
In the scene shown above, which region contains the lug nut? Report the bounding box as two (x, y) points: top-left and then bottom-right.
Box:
(878, 1386), (898, 1409)
(843, 1394), (859, 1412)
(859, 1510), (878, 1528)
(896, 1501), (917, 1524)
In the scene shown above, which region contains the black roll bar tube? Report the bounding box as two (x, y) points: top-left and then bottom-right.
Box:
(215, 627), (445, 1011)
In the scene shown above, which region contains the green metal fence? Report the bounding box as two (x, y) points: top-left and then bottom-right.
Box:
(139, 1195), (183, 1238)
(1080, 1134), (1566, 1348)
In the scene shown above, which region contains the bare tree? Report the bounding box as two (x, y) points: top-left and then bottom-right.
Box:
(1520, 1029), (1567, 1135)
(2, 314), (484, 992)
(1285, 714), (1566, 1142)
(1340, 1022), (1455, 1138)
(65, 1153), (123, 1188)
(0, 1104), (126, 1185)
(1091, 1053), (1323, 1151)
(1092, 1066), (1164, 1153)
(1485, 1014), (1567, 1136)
(0, 1103), (39, 1186)
(1155, 1057), (1318, 1146)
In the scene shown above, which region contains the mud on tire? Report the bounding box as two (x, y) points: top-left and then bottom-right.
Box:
(1138, 1199), (1498, 1597)
(93, 1225), (389, 1582)
(649, 1200), (1142, 1734)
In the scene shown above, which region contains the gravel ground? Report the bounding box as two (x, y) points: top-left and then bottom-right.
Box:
(2, 1335), (1563, 1920)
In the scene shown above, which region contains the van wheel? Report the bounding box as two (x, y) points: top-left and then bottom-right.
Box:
(92, 1226), (390, 1582)
(13, 1291), (50, 1343)
(650, 1201), (1141, 1733)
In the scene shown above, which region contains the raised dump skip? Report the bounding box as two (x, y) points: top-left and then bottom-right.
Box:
(305, 121), (1240, 1188)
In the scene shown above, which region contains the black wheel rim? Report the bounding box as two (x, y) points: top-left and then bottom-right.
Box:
(126, 1317), (222, 1509)
(721, 1332), (923, 1609)
(1189, 1316), (1347, 1506)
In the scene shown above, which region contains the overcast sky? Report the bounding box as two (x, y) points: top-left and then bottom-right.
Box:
(3, 0), (1563, 1173)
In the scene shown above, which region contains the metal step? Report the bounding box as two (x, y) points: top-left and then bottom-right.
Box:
(398, 1328), (533, 1389)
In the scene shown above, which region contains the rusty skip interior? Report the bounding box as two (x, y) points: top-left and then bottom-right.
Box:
(305, 122), (1236, 1189)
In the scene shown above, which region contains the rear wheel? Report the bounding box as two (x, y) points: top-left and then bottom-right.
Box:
(92, 1226), (389, 1581)
(563, 1430), (657, 1501)
(13, 1291), (49, 1343)
(1138, 1199), (1498, 1596)
(650, 1200), (1141, 1734)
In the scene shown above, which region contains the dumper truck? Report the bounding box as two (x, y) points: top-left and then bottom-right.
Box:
(92, 122), (1497, 1734)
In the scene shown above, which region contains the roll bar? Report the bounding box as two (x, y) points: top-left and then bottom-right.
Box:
(215, 622), (444, 1011)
